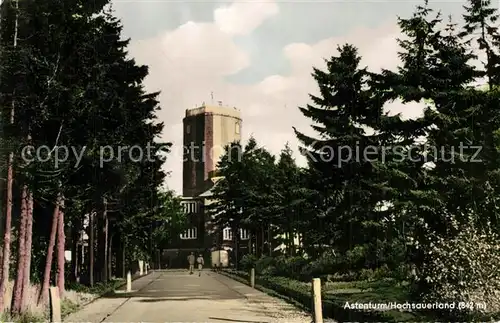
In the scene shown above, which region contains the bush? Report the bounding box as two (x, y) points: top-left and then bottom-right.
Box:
(261, 265), (277, 276)
(300, 250), (338, 281)
(239, 254), (258, 271)
(273, 256), (309, 280)
(415, 219), (500, 318)
(345, 245), (367, 269)
(373, 264), (392, 280)
(255, 256), (275, 274)
(239, 252), (395, 283)
(357, 264), (391, 281)
(357, 268), (374, 281)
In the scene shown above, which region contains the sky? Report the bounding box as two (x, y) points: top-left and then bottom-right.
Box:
(111, 0), (472, 194)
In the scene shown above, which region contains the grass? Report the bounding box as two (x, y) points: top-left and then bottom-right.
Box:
(61, 298), (80, 318)
(62, 278), (127, 318)
(0, 311), (46, 323)
(325, 279), (409, 302)
(1, 280), (47, 320)
(0, 278), (126, 321)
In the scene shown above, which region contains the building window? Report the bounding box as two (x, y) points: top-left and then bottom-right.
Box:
(180, 227), (197, 240)
(186, 124), (191, 134)
(240, 228), (250, 240)
(222, 227), (250, 240)
(235, 123), (240, 134)
(223, 227), (232, 241)
(181, 201), (197, 214)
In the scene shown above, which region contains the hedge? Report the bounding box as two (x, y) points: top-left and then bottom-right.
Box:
(220, 270), (436, 322)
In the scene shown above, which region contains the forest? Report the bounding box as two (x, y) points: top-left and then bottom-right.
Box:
(0, 0), (185, 320)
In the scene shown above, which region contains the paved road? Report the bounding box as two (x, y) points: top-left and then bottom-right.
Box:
(64, 270), (312, 322)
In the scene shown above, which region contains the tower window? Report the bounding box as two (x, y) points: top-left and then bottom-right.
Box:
(186, 124), (191, 134)
(235, 123), (240, 134)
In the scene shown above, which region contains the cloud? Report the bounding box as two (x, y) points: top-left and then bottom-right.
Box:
(128, 4), (421, 194)
(213, 0), (279, 36)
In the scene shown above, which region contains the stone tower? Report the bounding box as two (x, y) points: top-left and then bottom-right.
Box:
(182, 103), (242, 197)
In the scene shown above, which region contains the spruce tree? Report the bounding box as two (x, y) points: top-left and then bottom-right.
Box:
(294, 44), (387, 269)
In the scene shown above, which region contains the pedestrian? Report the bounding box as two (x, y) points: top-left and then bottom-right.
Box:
(187, 252), (195, 274)
(197, 254), (204, 276)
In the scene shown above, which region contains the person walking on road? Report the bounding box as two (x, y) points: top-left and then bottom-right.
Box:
(197, 254), (204, 276)
(187, 252), (195, 274)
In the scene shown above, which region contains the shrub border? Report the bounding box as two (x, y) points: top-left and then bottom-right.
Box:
(220, 269), (434, 323)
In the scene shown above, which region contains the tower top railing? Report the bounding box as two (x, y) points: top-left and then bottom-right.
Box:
(185, 104), (241, 119)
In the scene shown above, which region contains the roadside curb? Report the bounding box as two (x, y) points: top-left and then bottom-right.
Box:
(218, 270), (311, 314)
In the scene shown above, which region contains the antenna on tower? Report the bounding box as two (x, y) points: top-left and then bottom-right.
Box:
(211, 91), (214, 104)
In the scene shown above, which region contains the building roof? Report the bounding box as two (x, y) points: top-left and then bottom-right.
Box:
(199, 188), (213, 197)
(199, 176), (225, 197)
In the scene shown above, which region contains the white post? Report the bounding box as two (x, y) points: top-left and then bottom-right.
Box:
(126, 270), (132, 292)
(312, 278), (323, 323)
(139, 260), (144, 275)
(145, 262), (148, 274)
(49, 286), (61, 322)
(250, 268), (255, 288)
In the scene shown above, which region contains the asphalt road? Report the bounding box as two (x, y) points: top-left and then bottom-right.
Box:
(64, 270), (312, 322)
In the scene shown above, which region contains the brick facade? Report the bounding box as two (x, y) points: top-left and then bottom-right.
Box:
(204, 113), (214, 183)
(173, 105), (242, 267)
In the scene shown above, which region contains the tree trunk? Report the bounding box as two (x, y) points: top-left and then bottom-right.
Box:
(157, 249), (161, 270)
(89, 211), (94, 286)
(298, 232), (303, 254)
(96, 211), (104, 282)
(0, 169), (4, 277)
(38, 194), (61, 305)
(21, 191), (33, 312)
(102, 197), (108, 283)
(73, 241), (78, 283)
(70, 215), (82, 283)
(0, 165), (13, 312)
(0, 0), (18, 306)
(260, 225), (265, 257)
(108, 234), (112, 280)
(11, 186), (28, 314)
(288, 229), (295, 256)
(56, 196), (65, 297)
(0, 150), (14, 312)
(122, 240), (126, 278)
(234, 223), (240, 270)
(70, 224), (78, 283)
(268, 224), (272, 257)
